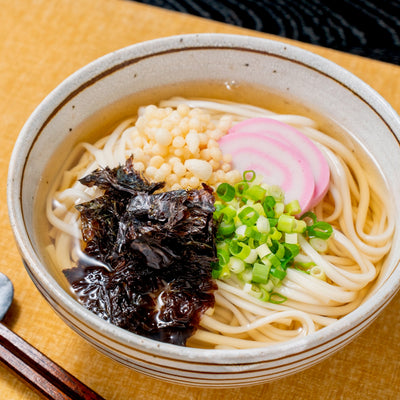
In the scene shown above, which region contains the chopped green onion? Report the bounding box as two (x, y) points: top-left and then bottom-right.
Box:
(220, 205), (237, 221)
(310, 237), (328, 252)
(212, 269), (221, 279)
(280, 243), (300, 268)
(270, 241), (285, 259)
(245, 226), (262, 241)
(214, 202), (225, 216)
(247, 237), (257, 249)
(268, 217), (278, 227)
(260, 281), (274, 292)
(238, 206), (259, 226)
(252, 262), (271, 284)
(300, 211), (317, 225)
(239, 267), (253, 283)
(268, 185), (284, 201)
(260, 256), (272, 268)
(262, 196), (276, 217)
(243, 283), (262, 299)
(228, 257), (245, 274)
(229, 241), (251, 260)
(266, 253), (281, 269)
(269, 227), (282, 241)
(274, 202), (285, 217)
(217, 220), (235, 236)
(277, 214), (295, 233)
(220, 264), (231, 279)
(285, 199), (301, 215)
(309, 266), (326, 281)
(256, 243), (271, 259)
(293, 219), (307, 233)
(252, 202), (266, 217)
(294, 266), (311, 274)
(212, 263), (230, 279)
(270, 266), (286, 280)
(256, 215), (270, 233)
(216, 182), (236, 202)
(300, 212), (333, 239)
(293, 261), (315, 270)
(213, 170), (333, 306)
(244, 185), (266, 201)
(244, 249), (258, 264)
(211, 261), (221, 279)
(283, 243), (300, 259)
(307, 221), (333, 239)
(259, 288), (270, 302)
(269, 292), (287, 304)
(235, 224), (247, 239)
(285, 232), (298, 244)
(235, 181), (249, 197)
(216, 240), (229, 251)
(269, 276), (282, 287)
(217, 248), (230, 266)
(243, 170), (256, 182)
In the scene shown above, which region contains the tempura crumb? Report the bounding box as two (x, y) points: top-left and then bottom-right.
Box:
(130, 104), (241, 190)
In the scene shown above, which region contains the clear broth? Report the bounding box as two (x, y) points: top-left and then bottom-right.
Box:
(34, 80), (388, 291)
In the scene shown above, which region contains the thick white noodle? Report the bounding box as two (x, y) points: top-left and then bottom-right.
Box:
(160, 97), (318, 127)
(301, 127), (394, 246)
(46, 97), (393, 349)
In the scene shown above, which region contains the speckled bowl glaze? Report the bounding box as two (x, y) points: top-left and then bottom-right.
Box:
(7, 34), (400, 387)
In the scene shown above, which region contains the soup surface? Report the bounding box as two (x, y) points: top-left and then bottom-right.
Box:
(35, 81), (394, 349)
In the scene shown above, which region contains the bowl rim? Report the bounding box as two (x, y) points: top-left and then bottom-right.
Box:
(7, 33), (400, 364)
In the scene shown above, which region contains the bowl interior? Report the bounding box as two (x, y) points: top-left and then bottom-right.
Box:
(9, 34), (400, 365)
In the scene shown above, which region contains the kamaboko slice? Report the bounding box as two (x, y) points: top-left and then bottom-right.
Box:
(219, 131), (315, 212)
(229, 118), (330, 209)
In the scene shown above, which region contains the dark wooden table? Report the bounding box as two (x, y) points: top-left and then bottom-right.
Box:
(132, 0), (400, 64)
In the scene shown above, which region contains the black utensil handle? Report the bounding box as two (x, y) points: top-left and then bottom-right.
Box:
(0, 323), (105, 400)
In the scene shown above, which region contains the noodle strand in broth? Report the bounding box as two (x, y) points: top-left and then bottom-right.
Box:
(46, 96), (394, 349)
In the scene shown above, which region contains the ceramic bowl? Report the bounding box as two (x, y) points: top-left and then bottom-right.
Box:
(7, 33), (400, 387)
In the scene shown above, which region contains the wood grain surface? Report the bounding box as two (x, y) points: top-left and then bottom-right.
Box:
(1, 0), (400, 399)
(0, 323), (105, 399)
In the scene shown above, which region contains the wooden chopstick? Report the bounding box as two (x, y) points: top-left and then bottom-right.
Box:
(0, 323), (105, 399)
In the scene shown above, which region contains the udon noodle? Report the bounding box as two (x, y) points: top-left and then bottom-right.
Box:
(46, 97), (394, 349)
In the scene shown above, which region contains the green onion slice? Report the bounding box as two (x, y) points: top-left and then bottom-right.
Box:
(235, 181), (249, 196)
(217, 221), (235, 236)
(252, 262), (271, 284)
(269, 292), (287, 304)
(229, 240), (251, 260)
(244, 185), (266, 201)
(270, 266), (286, 280)
(307, 221), (333, 239)
(216, 183), (235, 202)
(220, 205), (236, 221)
(243, 170), (256, 182)
(217, 248), (230, 266)
(263, 196), (276, 217)
(238, 206), (259, 226)
(300, 211), (317, 225)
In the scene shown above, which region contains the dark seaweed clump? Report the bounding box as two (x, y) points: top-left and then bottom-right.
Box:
(63, 157), (217, 346)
